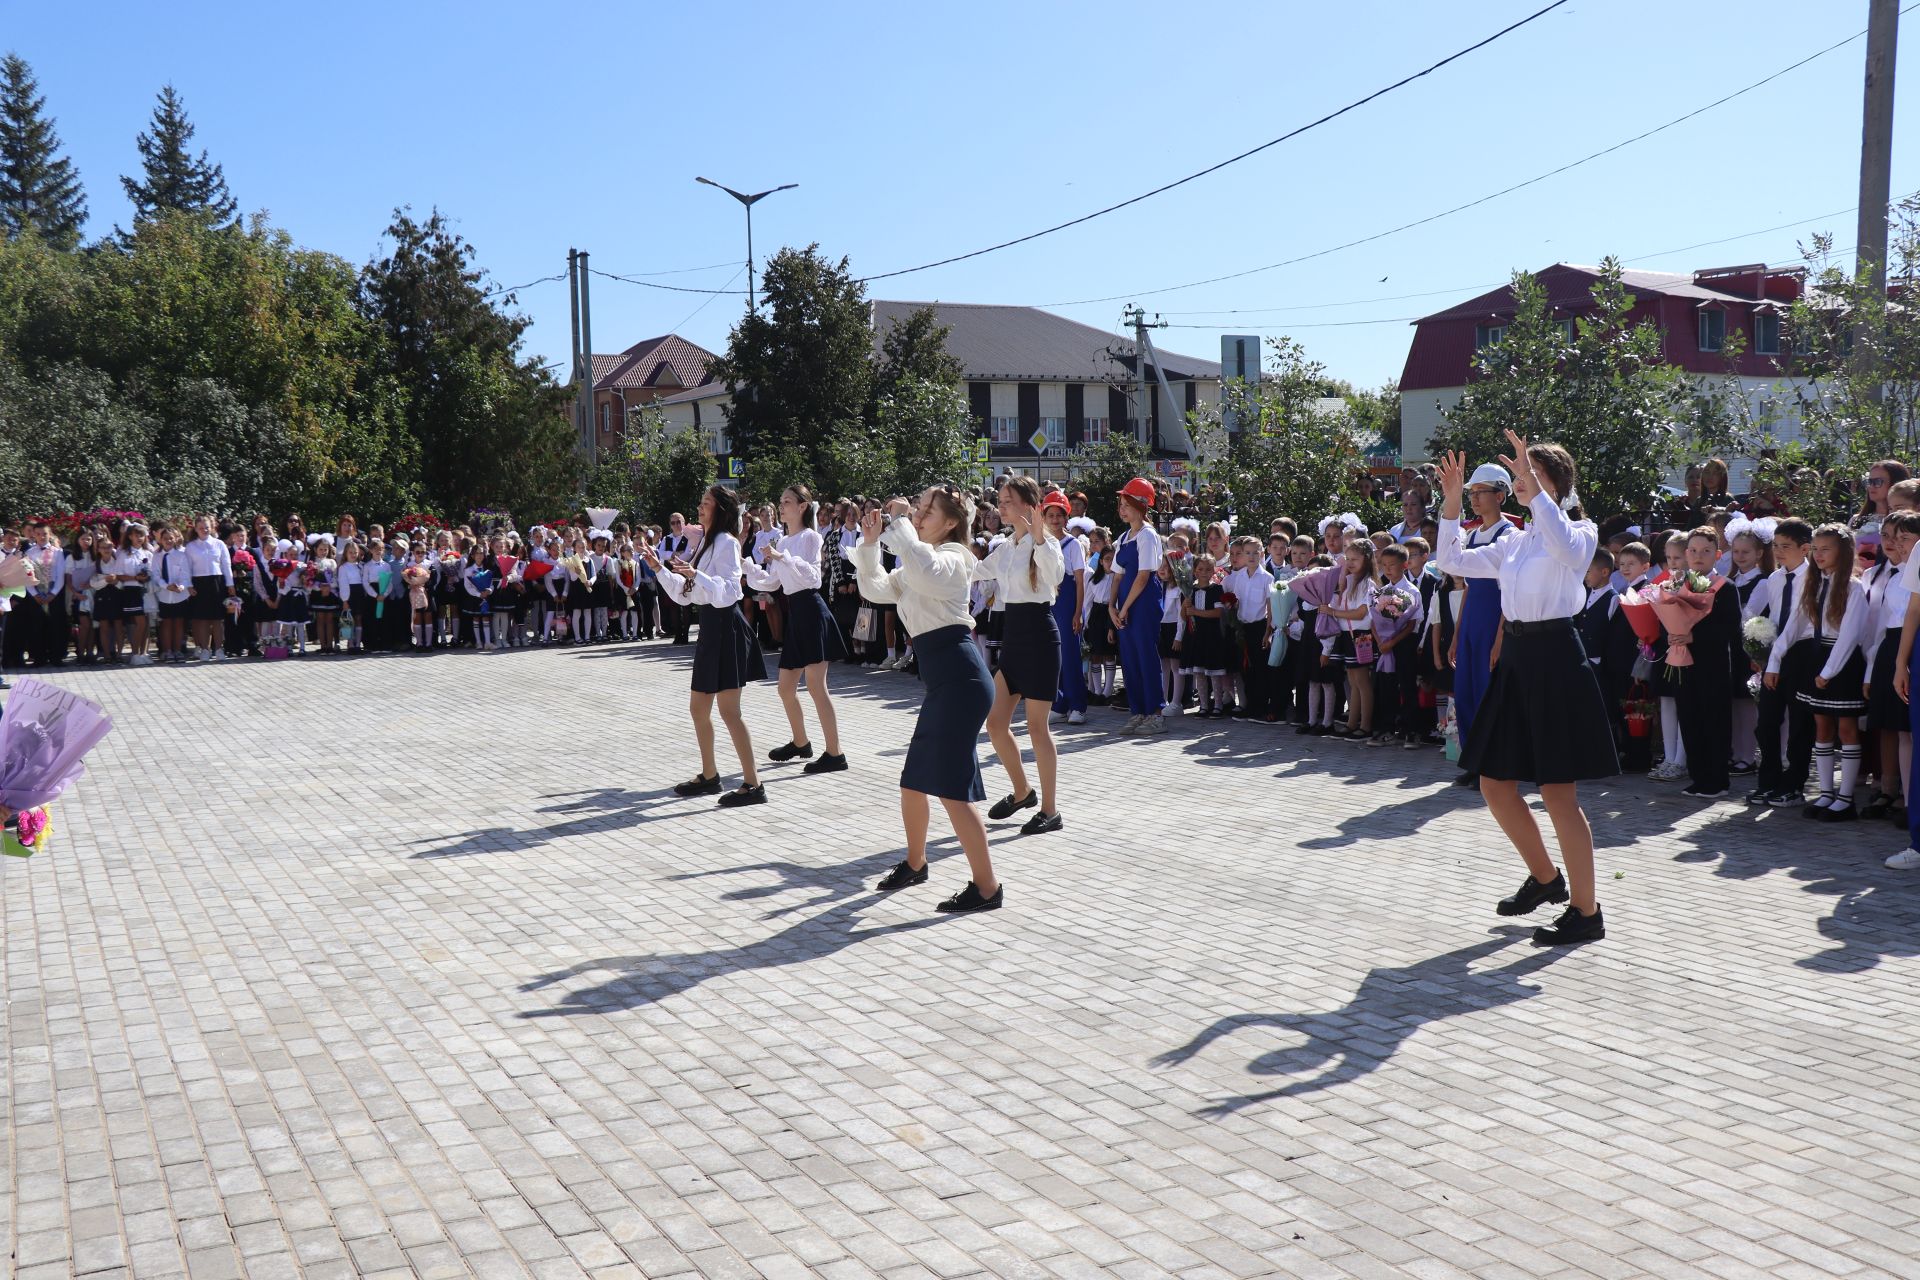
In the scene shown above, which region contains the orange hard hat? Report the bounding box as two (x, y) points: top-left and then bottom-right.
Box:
(1117, 477), (1157, 509)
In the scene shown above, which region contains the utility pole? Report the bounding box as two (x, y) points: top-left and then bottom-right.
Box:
(1124, 305), (1183, 457)
(568, 249), (585, 454)
(579, 250), (596, 466)
(1855, 0), (1900, 404)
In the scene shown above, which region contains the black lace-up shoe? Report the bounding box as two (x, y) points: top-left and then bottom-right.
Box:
(1496, 871), (1569, 917)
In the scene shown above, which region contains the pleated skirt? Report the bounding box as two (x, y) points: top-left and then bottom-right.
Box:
(1461, 620), (1619, 785)
(691, 603), (767, 693)
(778, 588), (847, 670)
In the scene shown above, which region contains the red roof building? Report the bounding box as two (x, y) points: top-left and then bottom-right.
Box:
(1398, 262), (1807, 461)
(587, 334), (721, 452)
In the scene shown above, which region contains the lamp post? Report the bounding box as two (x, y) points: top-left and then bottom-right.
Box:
(694, 176), (797, 313)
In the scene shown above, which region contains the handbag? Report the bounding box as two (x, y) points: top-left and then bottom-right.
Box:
(1353, 629), (1375, 665)
(852, 605), (879, 643)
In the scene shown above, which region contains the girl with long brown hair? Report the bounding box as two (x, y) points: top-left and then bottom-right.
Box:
(973, 473), (1067, 834)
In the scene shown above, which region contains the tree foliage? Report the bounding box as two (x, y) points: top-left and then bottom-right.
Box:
(584, 405), (714, 525)
(120, 85), (235, 226)
(1431, 260), (1709, 522)
(1070, 435), (1153, 530)
(0, 54), (86, 249)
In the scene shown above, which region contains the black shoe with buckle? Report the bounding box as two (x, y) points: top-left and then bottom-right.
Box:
(717, 783), (766, 808)
(1496, 870), (1569, 917)
(768, 741), (814, 763)
(935, 881), (1004, 913)
(1533, 904), (1605, 946)
(802, 752), (848, 775)
(1020, 810), (1064, 836)
(988, 790), (1038, 821)
(875, 860), (928, 892)
(673, 774), (721, 797)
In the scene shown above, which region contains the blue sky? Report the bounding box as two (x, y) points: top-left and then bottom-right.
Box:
(12, 1), (1915, 390)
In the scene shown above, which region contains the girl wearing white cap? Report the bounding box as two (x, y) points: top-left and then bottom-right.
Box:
(1450, 462), (1520, 789)
(1436, 430), (1617, 946)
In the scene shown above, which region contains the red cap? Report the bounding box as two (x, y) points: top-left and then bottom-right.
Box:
(1040, 489), (1070, 513)
(1117, 477), (1157, 509)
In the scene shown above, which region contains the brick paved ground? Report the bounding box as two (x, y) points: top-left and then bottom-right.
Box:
(5, 643), (1920, 1279)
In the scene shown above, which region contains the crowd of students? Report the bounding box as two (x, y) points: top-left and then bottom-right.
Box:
(8, 448), (1917, 900)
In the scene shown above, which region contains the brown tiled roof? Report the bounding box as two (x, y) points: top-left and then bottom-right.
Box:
(592, 334), (720, 392)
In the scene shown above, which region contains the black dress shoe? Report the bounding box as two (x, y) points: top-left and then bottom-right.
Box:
(673, 774), (721, 797)
(768, 740), (815, 763)
(1533, 904), (1605, 946)
(988, 790), (1038, 821)
(1496, 871), (1569, 917)
(876, 860), (929, 892)
(935, 881), (1004, 913)
(1020, 810), (1064, 836)
(1294, 722), (1315, 736)
(1452, 771), (1480, 789)
(718, 783), (767, 808)
(802, 752), (848, 775)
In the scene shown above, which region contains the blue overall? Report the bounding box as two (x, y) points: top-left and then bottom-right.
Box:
(1051, 567), (1087, 715)
(1114, 530), (1164, 716)
(1453, 521), (1512, 753)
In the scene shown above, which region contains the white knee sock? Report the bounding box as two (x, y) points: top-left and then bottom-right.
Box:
(1814, 741), (1836, 800)
(1661, 697), (1685, 765)
(1838, 743), (1862, 802)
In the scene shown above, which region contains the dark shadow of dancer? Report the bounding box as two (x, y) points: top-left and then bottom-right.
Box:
(1151, 932), (1567, 1114)
(667, 843), (956, 919)
(518, 886), (959, 1016)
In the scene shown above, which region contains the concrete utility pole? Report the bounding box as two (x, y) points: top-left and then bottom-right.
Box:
(579, 250), (596, 466)
(568, 249), (585, 452)
(1854, 0), (1900, 404)
(1123, 305), (1182, 456)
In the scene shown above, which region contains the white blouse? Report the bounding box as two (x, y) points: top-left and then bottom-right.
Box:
(1436, 492), (1595, 623)
(182, 535), (233, 585)
(744, 528), (823, 595)
(850, 518), (973, 635)
(1766, 571), (1869, 679)
(1864, 559), (1914, 673)
(971, 532), (1064, 605)
(662, 532), (745, 608)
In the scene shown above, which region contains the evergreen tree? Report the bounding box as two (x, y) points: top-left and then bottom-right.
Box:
(120, 84), (236, 225)
(0, 54), (87, 249)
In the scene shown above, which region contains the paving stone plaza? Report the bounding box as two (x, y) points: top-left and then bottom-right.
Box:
(4, 644), (1920, 1279)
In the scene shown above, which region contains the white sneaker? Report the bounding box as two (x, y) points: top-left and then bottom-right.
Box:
(1067, 710), (1086, 725)
(1049, 710), (1067, 724)
(130, 654), (153, 667)
(1886, 848), (1920, 869)
(211, 649), (225, 661)
(1118, 715), (1143, 734)
(1140, 715), (1166, 735)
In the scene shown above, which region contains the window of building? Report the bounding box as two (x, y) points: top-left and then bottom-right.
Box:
(1698, 308), (1726, 352)
(1557, 318), (1577, 342)
(1083, 417), (1109, 445)
(1475, 324), (1508, 350)
(599, 403), (612, 433)
(1755, 310), (1781, 355)
(1038, 417), (1065, 452)
(990, 415), (1020, 445)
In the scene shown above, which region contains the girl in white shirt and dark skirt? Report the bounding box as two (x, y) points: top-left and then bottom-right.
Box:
(974, 474), (1068, 835)
(649, 485), (768, 808)
(852, 487), (1003, 913)
(744, 484), (849, 776)
(1436, 431), (1617, 946)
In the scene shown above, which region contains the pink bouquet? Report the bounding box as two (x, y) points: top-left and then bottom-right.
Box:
(1633, 571), (1723, 671)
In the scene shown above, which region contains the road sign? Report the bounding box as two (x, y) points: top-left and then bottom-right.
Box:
(726, 456), (745, 479)
(1029, 428), (1050, 454)
(974, 438), (991, 464)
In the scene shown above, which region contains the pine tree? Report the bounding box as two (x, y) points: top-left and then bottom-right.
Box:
(120, 84), (236, 225)
(0, 53), (87, 249)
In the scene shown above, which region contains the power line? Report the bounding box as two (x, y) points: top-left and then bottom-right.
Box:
(587, 266), (747, 295)
(666, 264), (749, 333)
(1036, 13), (1905, 310)
(481, 272), (565, 300)
(852, 0), (1574, 284)
(597, 258), (743, 278)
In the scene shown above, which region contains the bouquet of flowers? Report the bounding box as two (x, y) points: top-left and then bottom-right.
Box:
(1741, 614), (1778, 665)
(268, 556), (299, 585)
(0, 678), (114, 859)
(1371, 581), (1417, 620)
(402, 563), (433, 610)
(1635, 571), (1724, 676)
(470, 567), (496, 615)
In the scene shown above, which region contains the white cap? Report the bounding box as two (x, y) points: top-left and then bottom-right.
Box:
(1468, 463), (1513, 491)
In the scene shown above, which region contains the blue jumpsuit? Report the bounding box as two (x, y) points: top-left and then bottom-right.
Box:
(1114, 528), (1164, 717)
(1051, 555), (1087, 715)
(1452, 520), (1513, 754)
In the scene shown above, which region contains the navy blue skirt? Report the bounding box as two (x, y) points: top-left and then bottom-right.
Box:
(1461, 619), (1618, 785)
(901, 624), (993, 801)
(778, 588), (847, 670)
(691, 603), (767, 693)
(997, 603), (1061, 701)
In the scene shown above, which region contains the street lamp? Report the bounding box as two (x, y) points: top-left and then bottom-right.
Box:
(695, 176), (797, 313)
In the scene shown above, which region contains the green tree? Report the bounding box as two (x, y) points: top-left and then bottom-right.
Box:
(877, 375), (974, 496)
(872, 305), (963, 408)
(708, 245), (873, 477)
(1432, 260), (1706, 523)
(120, 85), (236, 226)
(1345, 378), (1402, 453)
(0, 54), (86, 249)
(1070, 435), (1152, 529)
(584, 406), (715, 525)
(1188, 335), (1368, 526)
(359, 207), (577, 518)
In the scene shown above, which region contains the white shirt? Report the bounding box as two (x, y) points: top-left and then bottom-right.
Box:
(108, 547), (152, 586)
(1746, 564), (1805, 631)
(850, 518), (973, 635)
(744, 528), (824, 595)
(1436, 492), (1595, 623)
(155, 549), (192, 604)
(1767, 571), (1869, 678)
(1224, 565), (1276, 624)
(181, 536), (233, 586)
(1864, 558), (1914, 672)
(971, 532), (1065, 605)
(661, 532), (745, 608)
(1115, 524), (1163, 574)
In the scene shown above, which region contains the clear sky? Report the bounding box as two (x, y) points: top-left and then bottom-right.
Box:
(11, 1), (1915, 390)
